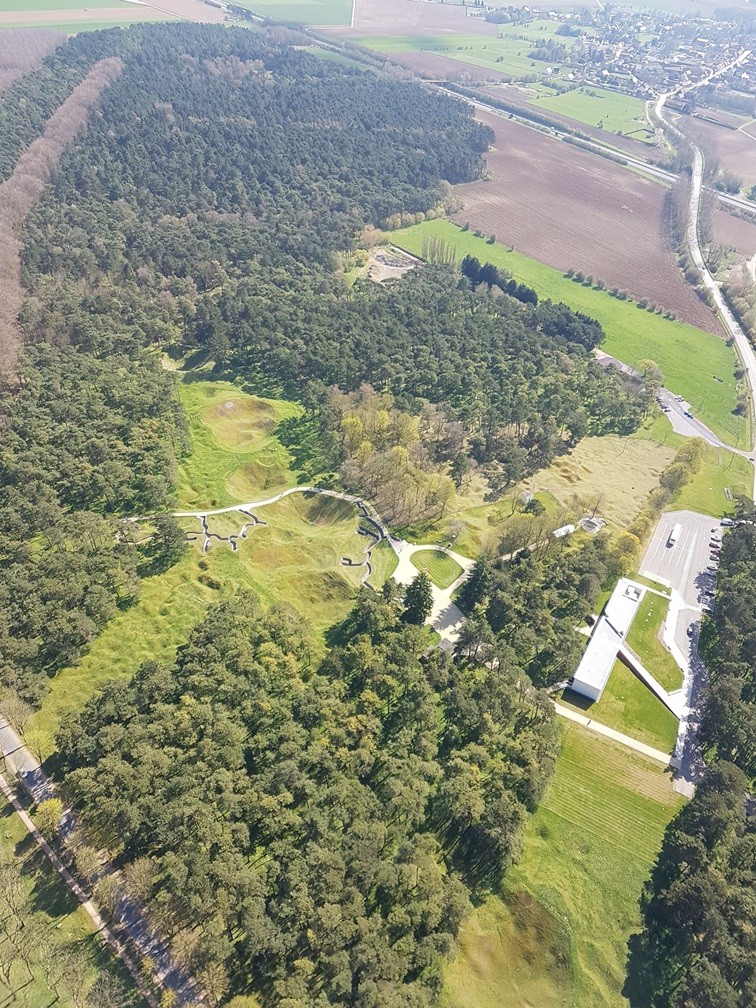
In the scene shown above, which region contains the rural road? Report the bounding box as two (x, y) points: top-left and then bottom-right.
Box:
(0, 715), (198, 1005)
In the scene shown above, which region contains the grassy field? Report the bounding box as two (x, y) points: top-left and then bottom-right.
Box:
(176, 378), (304, 510)
(410, 548), (464, 588)
(534, 85), (652, 141)
(560, 660), (679, 754)
(355, 22), (575, 81)
(444, 722), (683, 1008)
(526, 434), (675, 530)
(27, 378), (388, 759)
(391, 221), (746, 447)
(625, 591), (682, 692)
(0, 799), (143, 1007)
(229, 0), (353, 25)
(0, 14), (177, 29)
(674, 445), (753, 515)
(0, 0), (132, 8)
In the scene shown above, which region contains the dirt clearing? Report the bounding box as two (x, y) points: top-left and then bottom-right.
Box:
(368, 245), (420, 282)
(452, 110), (720, 333)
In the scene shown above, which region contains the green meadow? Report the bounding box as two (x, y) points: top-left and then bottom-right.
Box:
(444, 722), (683, 1008)
(410, 548), (464, 589)
(228, 0), (353, 25)
(391, 221), (747, 447)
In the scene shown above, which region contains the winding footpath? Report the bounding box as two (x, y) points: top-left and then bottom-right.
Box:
(175, 486), (474, 643)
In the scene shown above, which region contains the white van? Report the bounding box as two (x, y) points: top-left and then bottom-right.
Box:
(667, 523), (682, 547)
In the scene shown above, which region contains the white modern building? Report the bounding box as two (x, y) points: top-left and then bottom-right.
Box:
(571, 578), (645, 701)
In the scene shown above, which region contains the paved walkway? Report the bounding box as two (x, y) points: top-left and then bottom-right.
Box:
(0, 717), (197, 1004)
(391, 541), (475, 649)
(554, 703), (675, 766)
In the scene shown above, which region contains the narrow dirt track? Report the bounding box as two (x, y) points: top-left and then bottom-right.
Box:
(0, 57), (122, 376)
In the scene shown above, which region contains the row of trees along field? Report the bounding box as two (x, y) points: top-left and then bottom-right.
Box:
(626, 502), (756, 1008)
(59, 589), (561, 1006)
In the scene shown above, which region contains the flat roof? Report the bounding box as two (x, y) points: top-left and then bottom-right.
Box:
(573, 578), (645, 694)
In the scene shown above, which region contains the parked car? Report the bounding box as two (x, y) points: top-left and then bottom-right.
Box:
(721, 518), (735, 527)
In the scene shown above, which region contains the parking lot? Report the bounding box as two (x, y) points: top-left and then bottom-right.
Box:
(640, 509), (723, 609)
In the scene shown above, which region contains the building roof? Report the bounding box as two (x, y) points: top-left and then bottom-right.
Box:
(572, 578), (645, 696)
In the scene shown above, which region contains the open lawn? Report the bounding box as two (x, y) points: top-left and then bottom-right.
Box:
(230, 0), (353, 25)
(625, 591), (682, 692)
(560, 659), (679, 754)
(674, 445), (753, 516)
(391, 221), (745, 446)
(0, 799), (144, 1007)
(444, 722), (683, 1008)
(410, 548), (463, 588)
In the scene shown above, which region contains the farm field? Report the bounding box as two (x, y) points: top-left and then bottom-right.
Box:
(230, 0), (353, 25)
(444, 722), (683, 1008)
(533, 84), (652, 142)
(625, 590), (682, 692)
(0, 0), (222, 28)
(0, 799), (144, 1007)
(685, 114), (756, 187)
(481, 83), (663, 160)
(26, 376), (391, 760)
(328, 0), (497, 37)
(410, 548), (463, 588)
(391, 220), (745, 446)
(560, 659), (679, 754)
(352, 20), (578, 82)
(444, 110), (722, 335)
(713, 208), (756, 257)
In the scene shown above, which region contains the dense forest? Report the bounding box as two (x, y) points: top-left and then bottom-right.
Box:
(59, 590), (560, 1005)
(0, 22), (647, 707)
(627, 763), (754, 1008)
(700, 502), (756, 780)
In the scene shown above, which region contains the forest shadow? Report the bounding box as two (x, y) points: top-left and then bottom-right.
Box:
(276, 413), (335, 484)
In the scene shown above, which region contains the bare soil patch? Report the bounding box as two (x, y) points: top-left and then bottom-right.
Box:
(0, 28), (64, 91)
(452, 110), (721, 333)
(684, 115), (756, 187)
(327, 0), (497, 36)
(368, 245), (420, 282)
(0, 57), (122, 376)
(713, 210), (756, 257)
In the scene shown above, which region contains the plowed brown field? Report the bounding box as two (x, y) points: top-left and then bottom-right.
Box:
(714, 210), (756, 257)
(684, 116), (756, 188)
(452, 110), (721, 334)
(328, 0), (497, 36)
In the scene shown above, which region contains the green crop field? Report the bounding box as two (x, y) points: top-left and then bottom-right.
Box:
(27, 377), (392, 759)
(0, 800), (144, 1007)
(0, 0), (132, 9)
(625, 591), (682, 692)
(391, 221), (747, 447)
(533, 85), (652, 141)
(229, 0), (353, 26)
(354, 21), (577, 81)
(444, 722), (683, 1008)
(560, 659), (679, 754)
(410, 548), (464, 588)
